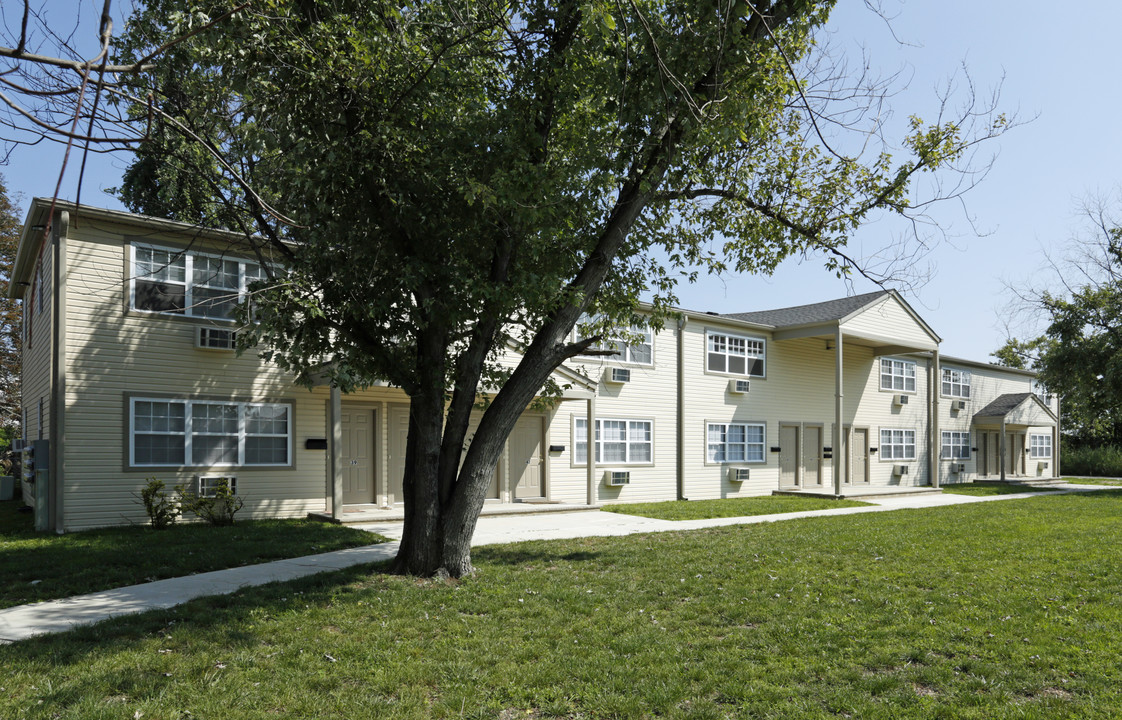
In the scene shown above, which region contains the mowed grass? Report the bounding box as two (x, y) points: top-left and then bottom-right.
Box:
(0, 499), (384, 609)
(1063, 477), (1122, 486)
(940, 482), (1063, 496)
(3, 492), (1121, 719)
(602, 495), (870, 520)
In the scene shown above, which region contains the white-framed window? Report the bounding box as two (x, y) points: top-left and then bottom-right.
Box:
(706, 331), (765, 377)
(880, 428), (916, 460)
(574, 418), (652, 464)
(1031, 379), (1049, 402)
(942, 368), (971, 398)
(880, 358), (916, 392)
(1029, 434), (1052, 459)
(131, 243), (267, 320)
(130, 397), (292, 467)
(707, 422), (765, 463)
(576, 318), (653, 365)
(940, 431), (971, 460)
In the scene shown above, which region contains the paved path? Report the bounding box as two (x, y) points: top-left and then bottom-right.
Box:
(0, 482), (1107, 643)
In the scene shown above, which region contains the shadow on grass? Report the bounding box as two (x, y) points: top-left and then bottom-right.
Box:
(473, 545), (602, 566)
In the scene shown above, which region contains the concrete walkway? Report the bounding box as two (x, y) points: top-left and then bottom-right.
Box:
(0, 482), (1109, 644)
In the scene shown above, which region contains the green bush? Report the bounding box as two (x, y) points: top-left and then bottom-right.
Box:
(1062, 443), (1122, 477)
(176, 479), (244, 526)
(138, 478), (180, 529)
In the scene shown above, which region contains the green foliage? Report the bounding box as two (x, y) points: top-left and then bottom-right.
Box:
(137, 478), (180, 529)
(0, 176), (21, 433)
(1061, 443), (1122, 477)
(176, 479), (244, 526)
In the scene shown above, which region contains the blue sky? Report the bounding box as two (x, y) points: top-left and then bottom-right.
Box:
(2, 1), (1114, 362)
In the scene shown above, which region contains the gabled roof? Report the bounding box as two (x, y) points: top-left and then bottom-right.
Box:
(973, 393), (1057, 424)
(720, 290), (889, 328)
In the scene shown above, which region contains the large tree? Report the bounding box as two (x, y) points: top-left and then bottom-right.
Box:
(995, 200), (1122, 444)
(110, 0), (1005, 577)
(0, 175), (20, 438)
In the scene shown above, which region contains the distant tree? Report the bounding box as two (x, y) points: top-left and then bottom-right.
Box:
(108, 0), (1009, 578)
(999, 199), (1122, 444)
(0, 175), (21, 439)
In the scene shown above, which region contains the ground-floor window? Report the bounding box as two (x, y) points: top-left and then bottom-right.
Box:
(706, 422), (765, 463)
(880, 428), (917, 460)
(940, 431), (971, 460)
(574, 418), (652, 464)
(1029, 434), (1053, 458)
(130, 397), (292, 467)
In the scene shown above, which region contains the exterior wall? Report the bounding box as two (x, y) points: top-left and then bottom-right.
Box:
(841, 296), (936, 348)
(850, 350), (933, 488)
(22, 238), (52, 445)
(547, 327), (679, 505)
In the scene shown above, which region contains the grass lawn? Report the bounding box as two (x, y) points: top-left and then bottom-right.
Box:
(602, 495), (870, 520)
(940, 482), (1063, 496)
(0, 499), (385, 609)
(1063, 477), (1122, 486)
(3, 491), (1120, 719)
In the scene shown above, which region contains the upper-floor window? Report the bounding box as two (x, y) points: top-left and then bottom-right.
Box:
(1029, 434), (1052, 459)
(576, 317), (653, 365)
(880, 358), (916, 392)
(942, 368), (971, 398)
(707, 331), (765, 377)
(130, 397), (291, 467)
(1031, 379), (1050, 402)
(131, 244), (266, 321)
(880, 428), (916, 460)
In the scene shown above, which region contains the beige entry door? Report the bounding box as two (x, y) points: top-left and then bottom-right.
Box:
(850, 428), (869, 485)
(388, 406), (410, 504)
(1007, 433), (1023, 476)
(511, 417), (545, 499)
(803, 426), (822, 486)
(341, 406), (374, 504)
(779, 425), (799, 487)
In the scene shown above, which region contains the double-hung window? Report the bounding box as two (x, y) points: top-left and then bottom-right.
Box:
(130, 398), (292, 467)
(880, 358), (916, 392)
(707, 331), (765, 376)
(574, 418), (652, 464)
(880, 428), (916, 460)
(576, 318), (653, 365)
(132, 244), (268, 320)
(707, 423), (765, 463)
(942, 368), (971, 398)
(1029, 434), (1052, 459)
(940, 431), (971, 460)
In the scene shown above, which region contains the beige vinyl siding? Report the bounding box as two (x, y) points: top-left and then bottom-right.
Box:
(546, 327), (678, 505)
(22, 242), (52, 443)
(841, 296), (937, 349)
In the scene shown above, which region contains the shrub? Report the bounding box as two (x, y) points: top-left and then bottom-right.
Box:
(1062, 443), (1122, 477)
(138, 478), (180, 529)
(176, 479), (245, 526)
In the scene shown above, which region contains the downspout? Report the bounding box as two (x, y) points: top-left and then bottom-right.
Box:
(49, 210), (68, 533)
(586, 394), (596, 505)
(833, 325), (843, 496)
(676, 314), (687, 500)
(1054, 395), (1061, 477)
(931, 349), (940, 488)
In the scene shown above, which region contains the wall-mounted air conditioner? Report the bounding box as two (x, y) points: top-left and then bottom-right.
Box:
(950, 400), (967, 412)
(892, 464), (909, 476)
(950, 463), (966, 474)
(893, 394), (909, 407)
(1037, 461), (1049, 472)
(196, 326), (237, 351)
(604, 470), (631, 487)
(729, 379), (751, 395)
(728, 467), (750, 482)
(605, 367), (631, 384)
(197, 475), (238, 497)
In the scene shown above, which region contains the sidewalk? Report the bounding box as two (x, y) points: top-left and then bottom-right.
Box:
(0, 482), (1107, 643)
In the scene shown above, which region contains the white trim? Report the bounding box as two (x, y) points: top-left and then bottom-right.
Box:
(879, 357), (917, 393)
(572, 416), (654, 466)
(941, 367), (971, 399)
(705, 421), (767, 464)
(129, 242), (266, 321)
(879, 427), (917, 461)
(1029, 433), (1052, 459)
(940, 430), (971, 460)
(705, 328), (766, 378)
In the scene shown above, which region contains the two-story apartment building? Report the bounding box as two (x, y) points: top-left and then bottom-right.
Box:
(10, 199), (1060, 531)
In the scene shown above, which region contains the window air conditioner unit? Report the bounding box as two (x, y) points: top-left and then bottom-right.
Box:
(892, 464), (909, 476)
(605, 367), (631, 384)
(950, 400), (966, 412)
(950, 463), (966, 474)
(893, 394), (909, 407)
(729, 379), (751, 395)
(729, 467), (750, 482)
(196, 326), (237, 351)
(1037, 461), (1049, 472)
(604, 470), (631, 487)
(197, 475), (238, 497)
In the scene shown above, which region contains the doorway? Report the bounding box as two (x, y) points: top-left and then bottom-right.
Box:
(779, 425), (799, 488)
(341, 406), (375, 504)
(849, 428), (869, 485)
(510, 416), (545, 499)
(802, 426), (823, 486)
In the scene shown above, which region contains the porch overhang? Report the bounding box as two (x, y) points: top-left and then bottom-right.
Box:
(972, 393), (1057, 430)
(771, 322), (938, 354)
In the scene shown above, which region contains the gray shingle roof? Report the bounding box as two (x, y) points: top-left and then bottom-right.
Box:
(973, 393), (1035, 419)
(720, 290), (889, 329)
